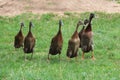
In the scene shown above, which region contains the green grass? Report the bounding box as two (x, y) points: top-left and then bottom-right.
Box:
(116, 0), (120, 3)
(109, 0), (120, 3)
(0, 12), (120, 80)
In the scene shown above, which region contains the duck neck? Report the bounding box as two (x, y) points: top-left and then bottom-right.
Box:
(82, 26), (85, 31)
(89, 16), (93, 24)
(58, 24), (61, 34)
(71, 25), (79, 38)
(59, 23), (62, 30)
(85, 17), (93, 31)
(29, 25), (31, 32)
(76, 24), (79, 31)
(20, 25), (23, 31)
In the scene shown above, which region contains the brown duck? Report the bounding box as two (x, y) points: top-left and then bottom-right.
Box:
(48, 20), (63, 60)
(23, 22), (35, 60)
(80, 13), (95, 60)
(14, 22), (24, 49)
(66, 20), (83, 59)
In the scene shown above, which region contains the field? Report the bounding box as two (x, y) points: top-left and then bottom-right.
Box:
(0, 12), (120, 80)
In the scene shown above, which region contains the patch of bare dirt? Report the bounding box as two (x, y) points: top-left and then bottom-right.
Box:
(0, 0), (120, 16)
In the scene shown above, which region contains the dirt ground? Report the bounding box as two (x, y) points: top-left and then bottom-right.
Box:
(0, 0), (120, 16)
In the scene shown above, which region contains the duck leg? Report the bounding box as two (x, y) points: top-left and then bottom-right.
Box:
(91, 51), (95, 60)
(31, 52), (33, 60)
(67, 57), (70, 61)
(59, 54), (61, 61)
(75, 56), (78, 62)
(82, 52), (84, 60)
(75, 50), (78, 61)
(24, 53), (27, 61)
(48, 53), (50, 60)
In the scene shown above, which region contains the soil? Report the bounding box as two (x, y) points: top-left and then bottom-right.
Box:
(0, 0), (120, 16)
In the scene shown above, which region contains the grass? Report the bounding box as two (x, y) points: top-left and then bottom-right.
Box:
(109, 0), (120, 3)
(116, 0), (120, 3)
(0, 12), (120, 80)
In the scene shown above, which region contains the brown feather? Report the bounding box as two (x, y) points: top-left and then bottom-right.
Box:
(49, 23), (63, 55)
(80, 13), (95, 53)
(23, 22), (35, 54)
(14, 23), (24, 48)
(66, 20), (83, 58)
